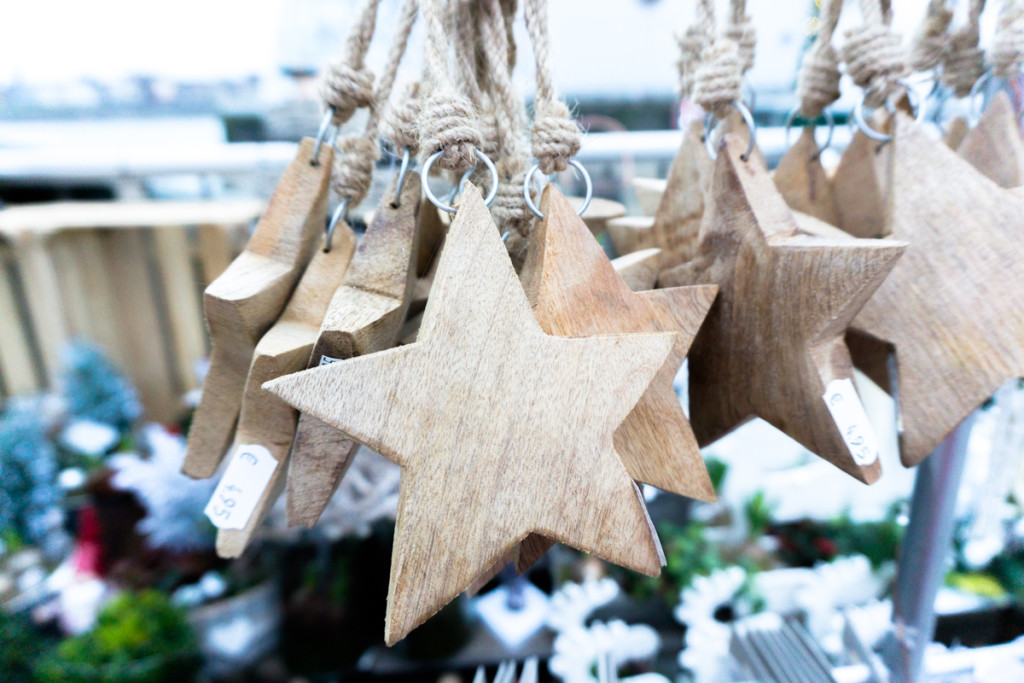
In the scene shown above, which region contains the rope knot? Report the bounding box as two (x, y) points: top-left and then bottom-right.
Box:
(991, 7), (1024, 78)
(842, 24), (906, 106)
(331, 136), (379, 206)
(319, 61), (375, 125)
(419, 89), (484, 171)
(726, 21), (757, 73)
(531, 101), (581, 174)
(676, 25), (705, 96)
(492, 169), (534, 237)
(381, 83), (423, 155)
(942, 27), (986, 97)
(693, 38), (744, 117)
(797, 45), (842, 118)
(909, 5), (953, 72)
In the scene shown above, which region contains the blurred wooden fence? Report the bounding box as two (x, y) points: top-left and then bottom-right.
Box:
(0, 201), (264, 422)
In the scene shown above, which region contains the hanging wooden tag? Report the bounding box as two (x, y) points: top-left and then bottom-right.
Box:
(957, 91), (1024, 189)
(659, 134), (905, 483)
(773, 126), (841, 226)
(183, 138), (332, 479)
(510, 186), (716, 571)
(830, 118), (894, 239)
(285, 173), (423, 528)
(850, 113), (1024, 466)
(265, 184), (671, 645)
(213, 224), (358, 557)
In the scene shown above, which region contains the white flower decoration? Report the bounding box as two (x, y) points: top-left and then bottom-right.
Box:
(547, 577), (620, 633)
(673, 565), (747, 627)
(549, 620), (659, 683)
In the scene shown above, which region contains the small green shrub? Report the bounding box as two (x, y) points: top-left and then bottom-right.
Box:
(34, 591), (199, 683)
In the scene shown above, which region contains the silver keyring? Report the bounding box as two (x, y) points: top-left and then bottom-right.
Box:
(523, 159), (593, 219)
(392, 148), (411, 206)
(704, 100), (757, 161)
(968, 69), (994, 124)
(311, 108), (338, 166)
(421, 148), (499, 215)
(853, 78), (926, 143)
(784, 107), (835, 158)
(324, 198), (349, 252)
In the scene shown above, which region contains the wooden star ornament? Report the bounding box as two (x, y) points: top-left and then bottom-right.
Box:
(850, 113), (1024, 466)
(265, 184), (672, 645)
(659, 134), (906, 483)
(509, 186), (717, 572)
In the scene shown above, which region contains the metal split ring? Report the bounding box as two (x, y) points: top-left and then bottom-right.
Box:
(311, 108), (339, 166)
(968, 70), (995, 125)
(704, 100), (757, 161)
(392, 148), (412, 206)
(784, 107), (835, 158)
(324, 198), (349, 252)
(852, 78), (926, 143)
(523, 159), (593, 219)
(421, 148), (499, 215)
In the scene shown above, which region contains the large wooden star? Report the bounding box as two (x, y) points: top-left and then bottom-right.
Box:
(851, 114), (1024, 466)
(660, 135), (906, 483)
(509, 186), (716, 573)
(522, 185), (717, 497)
(265, 184), (672, 645)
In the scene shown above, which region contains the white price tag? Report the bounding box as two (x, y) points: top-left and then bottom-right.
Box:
(318, 355), (341, 366)
(822, 378), (880, 466)
(204, 444), (278, 530)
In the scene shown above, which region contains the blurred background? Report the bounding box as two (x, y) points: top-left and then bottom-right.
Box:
(3, 1), (1024, 682)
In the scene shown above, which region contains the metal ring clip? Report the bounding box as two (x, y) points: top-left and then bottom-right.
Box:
(392, 148), (412, 206)
(421, 148), (499, 215)
(852, 78), (925, 143)
(523, 159), (593, 219)
(311, 108), (338, 166)
(704, 100), (757, 161)
(324, 198), (349, 252)
(968, 69), (994, 125)
(784, 107), (836, 158)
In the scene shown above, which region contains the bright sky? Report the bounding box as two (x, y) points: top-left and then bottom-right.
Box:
(0, 0), (286, 84)
(0, 0), (968, 95)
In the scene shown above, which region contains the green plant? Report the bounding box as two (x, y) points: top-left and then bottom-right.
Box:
(34, 591), (199, 683)
(1, 610), (50, 683)
(624, 521), (725, 602)
(705, 456), (729, 494)
(744, 491), (775, 540)
(771, 505), (904, 569)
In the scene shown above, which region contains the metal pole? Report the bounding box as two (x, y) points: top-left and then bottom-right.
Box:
(882, 413), (977, 683)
